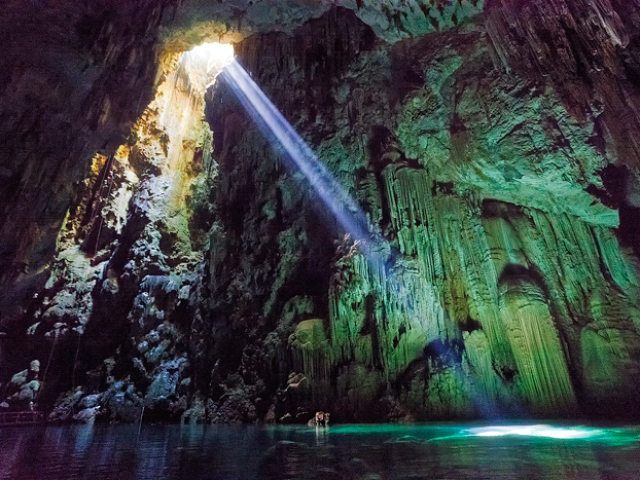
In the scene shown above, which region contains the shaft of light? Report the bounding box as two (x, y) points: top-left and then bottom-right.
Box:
(220, 60), (502, 419)
(221, 60), (386, 263)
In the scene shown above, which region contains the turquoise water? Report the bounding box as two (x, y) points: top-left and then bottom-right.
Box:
(1, 423), (639, 479)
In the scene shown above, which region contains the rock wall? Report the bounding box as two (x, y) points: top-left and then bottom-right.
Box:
(0, 0), (173, 328)
(205, 4), (640, 421)
(1, 43), (217, 421)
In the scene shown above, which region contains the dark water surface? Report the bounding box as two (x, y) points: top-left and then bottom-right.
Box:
(1, 423), (639, 479)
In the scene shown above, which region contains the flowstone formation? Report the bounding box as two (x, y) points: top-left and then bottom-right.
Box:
(206, 3), (640, 421)
(0, 0), (639, 424)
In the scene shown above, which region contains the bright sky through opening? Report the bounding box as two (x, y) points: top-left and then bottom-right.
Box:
(184, 42), (235, 91)
(187, 42), (235, 72)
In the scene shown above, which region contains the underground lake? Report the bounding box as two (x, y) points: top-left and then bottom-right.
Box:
(1, 423), (640, 479)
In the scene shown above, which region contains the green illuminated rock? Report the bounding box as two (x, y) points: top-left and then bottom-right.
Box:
(1, 0), (640, 423)
(203, 3), (640, 420)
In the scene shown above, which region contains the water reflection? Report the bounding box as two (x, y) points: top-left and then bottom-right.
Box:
(0, 423), (639, 479)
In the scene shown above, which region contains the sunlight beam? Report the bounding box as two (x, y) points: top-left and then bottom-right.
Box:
(218, 59), (502, 420)
(221, 60), (389, 264)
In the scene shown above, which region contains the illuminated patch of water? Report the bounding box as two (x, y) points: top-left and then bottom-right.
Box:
(467, 424), (604, 439)
(294, 423), (640, 446)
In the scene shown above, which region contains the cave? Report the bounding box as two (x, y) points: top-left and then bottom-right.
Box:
(2, 0), (640, 478)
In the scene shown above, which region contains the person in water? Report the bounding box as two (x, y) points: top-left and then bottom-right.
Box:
(308, 411), (330, 427)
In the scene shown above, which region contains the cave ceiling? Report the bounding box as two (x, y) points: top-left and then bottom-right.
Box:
(160, 0), (484, 51)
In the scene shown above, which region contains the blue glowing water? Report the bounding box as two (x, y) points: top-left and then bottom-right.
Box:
(1, 423), (639, 479)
